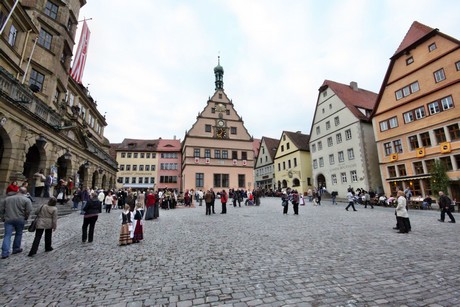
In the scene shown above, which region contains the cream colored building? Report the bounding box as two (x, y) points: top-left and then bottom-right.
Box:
(114, 139), (158, 190)
(0, 0), (117, 195)
(254, 137), (279, 192)
(373, 21), (460, 199)
(310, 80), (381, 195)
(181, 60), (254, 191)
(274, 131), (312, 194)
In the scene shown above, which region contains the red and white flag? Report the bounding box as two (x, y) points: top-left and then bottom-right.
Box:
(70, 20), (91, 84)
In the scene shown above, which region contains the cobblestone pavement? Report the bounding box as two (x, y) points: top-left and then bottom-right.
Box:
(0, 197), (459, 307)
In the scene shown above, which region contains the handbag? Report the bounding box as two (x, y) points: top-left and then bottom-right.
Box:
(28, 205), (44, 232)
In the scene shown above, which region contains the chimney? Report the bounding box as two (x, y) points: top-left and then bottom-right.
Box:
(350, 81), (358, 91)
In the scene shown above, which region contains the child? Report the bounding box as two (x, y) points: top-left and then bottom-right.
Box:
(119, 205), (133, 246)
(313, 197), (319, 206)
(132, 203), (144, 243)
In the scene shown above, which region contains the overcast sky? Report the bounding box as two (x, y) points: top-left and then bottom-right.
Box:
(76, 0), (460, 143)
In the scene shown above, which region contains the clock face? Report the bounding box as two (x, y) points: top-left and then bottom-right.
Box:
(217, 119), (225, 127)
(216, 127), (227, 139)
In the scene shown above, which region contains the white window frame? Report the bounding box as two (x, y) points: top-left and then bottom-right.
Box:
(350, 170), (358, 182)
(347, 148), (355, 160)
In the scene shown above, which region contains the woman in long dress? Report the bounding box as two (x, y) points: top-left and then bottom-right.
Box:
(119, 205), (133, 246)
(132, 203), (144, 243)
(145, 190), (155, 220)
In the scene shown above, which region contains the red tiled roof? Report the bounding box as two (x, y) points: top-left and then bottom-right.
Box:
(321, 80), (377, 121)
(394, 21), (435, 55)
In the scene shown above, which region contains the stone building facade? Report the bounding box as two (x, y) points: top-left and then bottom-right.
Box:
(0, 0), (117, 195)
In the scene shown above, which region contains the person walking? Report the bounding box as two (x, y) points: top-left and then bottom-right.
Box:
(104, 191), (113, 213)
(345, 188), (357, 211)
(331, 191), (338, 205)
(81, 192), (102, 243)
(292, 190), (299, 215)
(210, 188), (216, 214)
(438, 191), (456, 223)
(204, 189), (213, 215)
(282, 191), (289, 214)
(220, 189), (228, 214)
(364, 191), (373, 209)
(1, 187), (33, 258)
(395, 190), (410, 233)
(72, 188), (82, 210)
(28, 197), (58, 256)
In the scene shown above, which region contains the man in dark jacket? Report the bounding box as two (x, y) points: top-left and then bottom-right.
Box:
(438, 191), (455, 223)
(82, 192), (102, 243)
(1, 187), (33, 258)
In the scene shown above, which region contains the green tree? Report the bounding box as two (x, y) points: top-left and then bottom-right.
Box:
(430, 160), (450, 196)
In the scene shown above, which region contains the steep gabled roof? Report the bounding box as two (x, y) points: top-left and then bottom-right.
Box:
(284, 131), (310, 151)
(252, 138), (261, 157)
(372, 21), (460, 118)
(262, 136), (280, 160)
(320, 80), (377, 121)
(116, 138), (159, 151)
(393, 21), (435, 56)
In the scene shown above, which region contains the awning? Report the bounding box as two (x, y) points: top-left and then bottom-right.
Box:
(122, 184), (155, 189)
(387, 175), (431, 182)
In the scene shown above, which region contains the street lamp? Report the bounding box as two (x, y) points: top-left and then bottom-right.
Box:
(35, 135), (47, 148)
(64, 150), (72, 160)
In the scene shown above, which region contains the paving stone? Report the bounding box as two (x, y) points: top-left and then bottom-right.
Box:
(0, 198), (458, 306)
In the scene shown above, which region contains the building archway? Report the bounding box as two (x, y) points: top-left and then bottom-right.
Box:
(316, 174), (326, 189)
(282, 180), (288, 189)
(91, 171), (98, 189)
(57, 155), (72, 182)
(101, 174), (107, 190)
(0, 127), (13, 191)
(77, 163), (88, 189)
(293, 178), (300, 187)
(23, 145), (40, 182)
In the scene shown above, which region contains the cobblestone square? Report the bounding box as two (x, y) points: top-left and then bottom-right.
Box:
(1, 198), (459, 306)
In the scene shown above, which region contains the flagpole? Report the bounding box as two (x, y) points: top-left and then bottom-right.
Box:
(0, 0), (20, 35)
(21, 36), (38, 84)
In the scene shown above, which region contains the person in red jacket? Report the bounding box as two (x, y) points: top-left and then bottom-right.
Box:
(6, 181), (19, 194)
(220, 190), (228, 214)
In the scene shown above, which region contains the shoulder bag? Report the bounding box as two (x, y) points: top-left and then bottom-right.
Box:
(28, 205), (44, 232)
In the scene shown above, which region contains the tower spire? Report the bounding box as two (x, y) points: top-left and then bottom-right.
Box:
(214, 56), (224, 90)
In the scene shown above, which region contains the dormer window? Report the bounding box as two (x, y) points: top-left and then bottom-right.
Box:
(128, 143), (136, 149)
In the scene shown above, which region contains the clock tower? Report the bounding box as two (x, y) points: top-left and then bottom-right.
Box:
(181, 59), (255, 192)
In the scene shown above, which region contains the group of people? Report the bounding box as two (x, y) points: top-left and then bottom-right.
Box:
(281, 189), (303, 215)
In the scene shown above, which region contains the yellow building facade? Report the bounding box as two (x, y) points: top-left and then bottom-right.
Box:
(274, 131), (312, 194)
